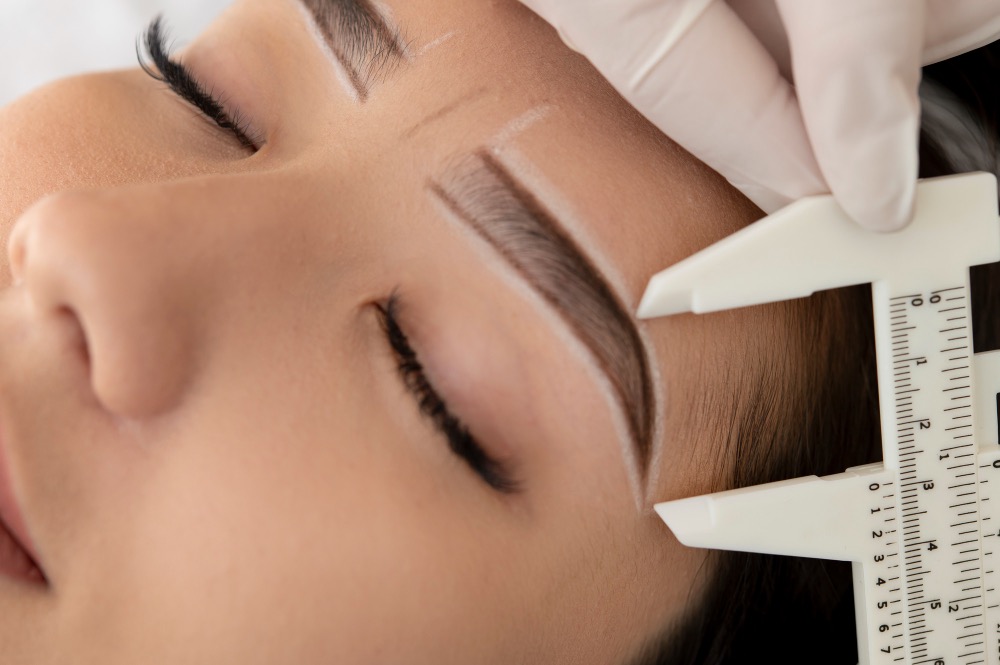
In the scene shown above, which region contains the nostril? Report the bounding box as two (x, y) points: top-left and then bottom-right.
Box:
(6, 189), (198, 419)
(53, 305), (91, 373)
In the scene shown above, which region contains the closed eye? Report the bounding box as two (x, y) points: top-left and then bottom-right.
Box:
(376, 294), (520, 494)
(137, 16), (262, 151)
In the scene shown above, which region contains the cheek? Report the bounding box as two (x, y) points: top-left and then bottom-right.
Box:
(75, 410), (529, 663)
(36, 302), (527, 663)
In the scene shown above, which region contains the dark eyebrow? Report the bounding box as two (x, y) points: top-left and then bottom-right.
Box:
(297, 0), (406, 101)
(429, 152), (655, 477)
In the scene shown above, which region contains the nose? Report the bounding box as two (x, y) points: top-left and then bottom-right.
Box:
(7, 187), (206, 419)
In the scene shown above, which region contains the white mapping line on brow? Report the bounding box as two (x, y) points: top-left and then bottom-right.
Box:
(491, 105), (554, 146)
(426, 193), (646, 509)
(640, 331), (667, 507)
(485, 145), (662, 509)
(294, 0), (408, 102)
(369, 0), (413, 60)
(445, 147), (655, 508)
(418, 31), (457, 56)
(293, 0), (364, 102)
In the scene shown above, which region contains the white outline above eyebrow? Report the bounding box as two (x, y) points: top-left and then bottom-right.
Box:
(427, 150), (657, 486)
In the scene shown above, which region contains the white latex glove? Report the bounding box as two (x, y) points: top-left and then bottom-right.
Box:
(517, 0), (1000, 231)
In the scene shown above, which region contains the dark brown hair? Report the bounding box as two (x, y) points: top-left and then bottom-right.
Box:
(633, 40), (1000, 665)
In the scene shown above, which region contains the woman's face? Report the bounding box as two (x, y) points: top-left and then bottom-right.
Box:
(0, 0), (764, 662)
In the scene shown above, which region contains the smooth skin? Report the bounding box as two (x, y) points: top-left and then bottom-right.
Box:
(0, 0), (792, 663)
(518, 0), (1000, 230)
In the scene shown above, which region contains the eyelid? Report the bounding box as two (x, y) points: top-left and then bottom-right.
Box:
(376, 295), (520, 494)
(137, 16), (263, 151)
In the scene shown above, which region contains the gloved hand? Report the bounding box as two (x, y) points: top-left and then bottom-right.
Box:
(517, 0), (1000, 231)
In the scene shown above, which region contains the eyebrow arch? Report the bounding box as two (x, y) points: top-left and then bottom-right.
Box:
(429, 151), (655, 477)
(296, 0), (407, 101)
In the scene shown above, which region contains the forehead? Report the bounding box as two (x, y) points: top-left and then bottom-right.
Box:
(365, 0), (758, 299)
(203, 0), (759, 303)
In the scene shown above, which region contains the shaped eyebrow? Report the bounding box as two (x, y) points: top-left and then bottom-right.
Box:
(429, 151), (655, 477)
(296, 0), (407, 100)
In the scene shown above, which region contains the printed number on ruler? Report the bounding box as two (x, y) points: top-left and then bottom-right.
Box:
(638, 173), (1000, 665)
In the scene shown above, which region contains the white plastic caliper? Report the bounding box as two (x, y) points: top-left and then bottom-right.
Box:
(639, 172), (1000, 665)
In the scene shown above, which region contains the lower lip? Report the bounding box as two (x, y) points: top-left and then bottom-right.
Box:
(0, 517), (43, 585)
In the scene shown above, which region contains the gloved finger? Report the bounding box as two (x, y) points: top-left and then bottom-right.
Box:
(726, 0), (791, 79)
(729, 0), (1000, 79)
(777, 0), (924, 231)
(924, 0), (1000, 63)
(516, 0), (716, 66)
(518, 0), (827, 213)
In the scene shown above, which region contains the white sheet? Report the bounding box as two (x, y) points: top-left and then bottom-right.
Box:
(0, 0), (233, 108)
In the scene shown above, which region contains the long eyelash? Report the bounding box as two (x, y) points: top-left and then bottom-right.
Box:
(376, 294), (519, 494)
(137, 16), (261, 150)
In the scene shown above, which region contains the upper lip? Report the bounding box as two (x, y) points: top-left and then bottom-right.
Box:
(0, 416), (43, 572)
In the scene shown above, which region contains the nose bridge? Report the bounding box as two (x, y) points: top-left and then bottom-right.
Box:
(6, 174), (285, 420)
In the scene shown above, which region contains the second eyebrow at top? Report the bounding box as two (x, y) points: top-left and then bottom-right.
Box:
(297, 0), (407, 101)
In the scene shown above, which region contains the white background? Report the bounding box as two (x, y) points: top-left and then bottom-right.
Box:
(0, 0), (233, 108)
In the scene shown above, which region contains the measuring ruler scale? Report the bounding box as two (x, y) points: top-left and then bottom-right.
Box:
(638, 173), (1000, 665)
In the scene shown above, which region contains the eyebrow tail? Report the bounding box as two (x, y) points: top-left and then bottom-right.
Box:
(430, 150), (656, 478)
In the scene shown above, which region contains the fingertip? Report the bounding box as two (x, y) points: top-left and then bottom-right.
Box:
(845, 179), (917, 233)
(775, 0), (924, 234)
(855, 208), (914, 233)
(831, 94), (921, 233)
